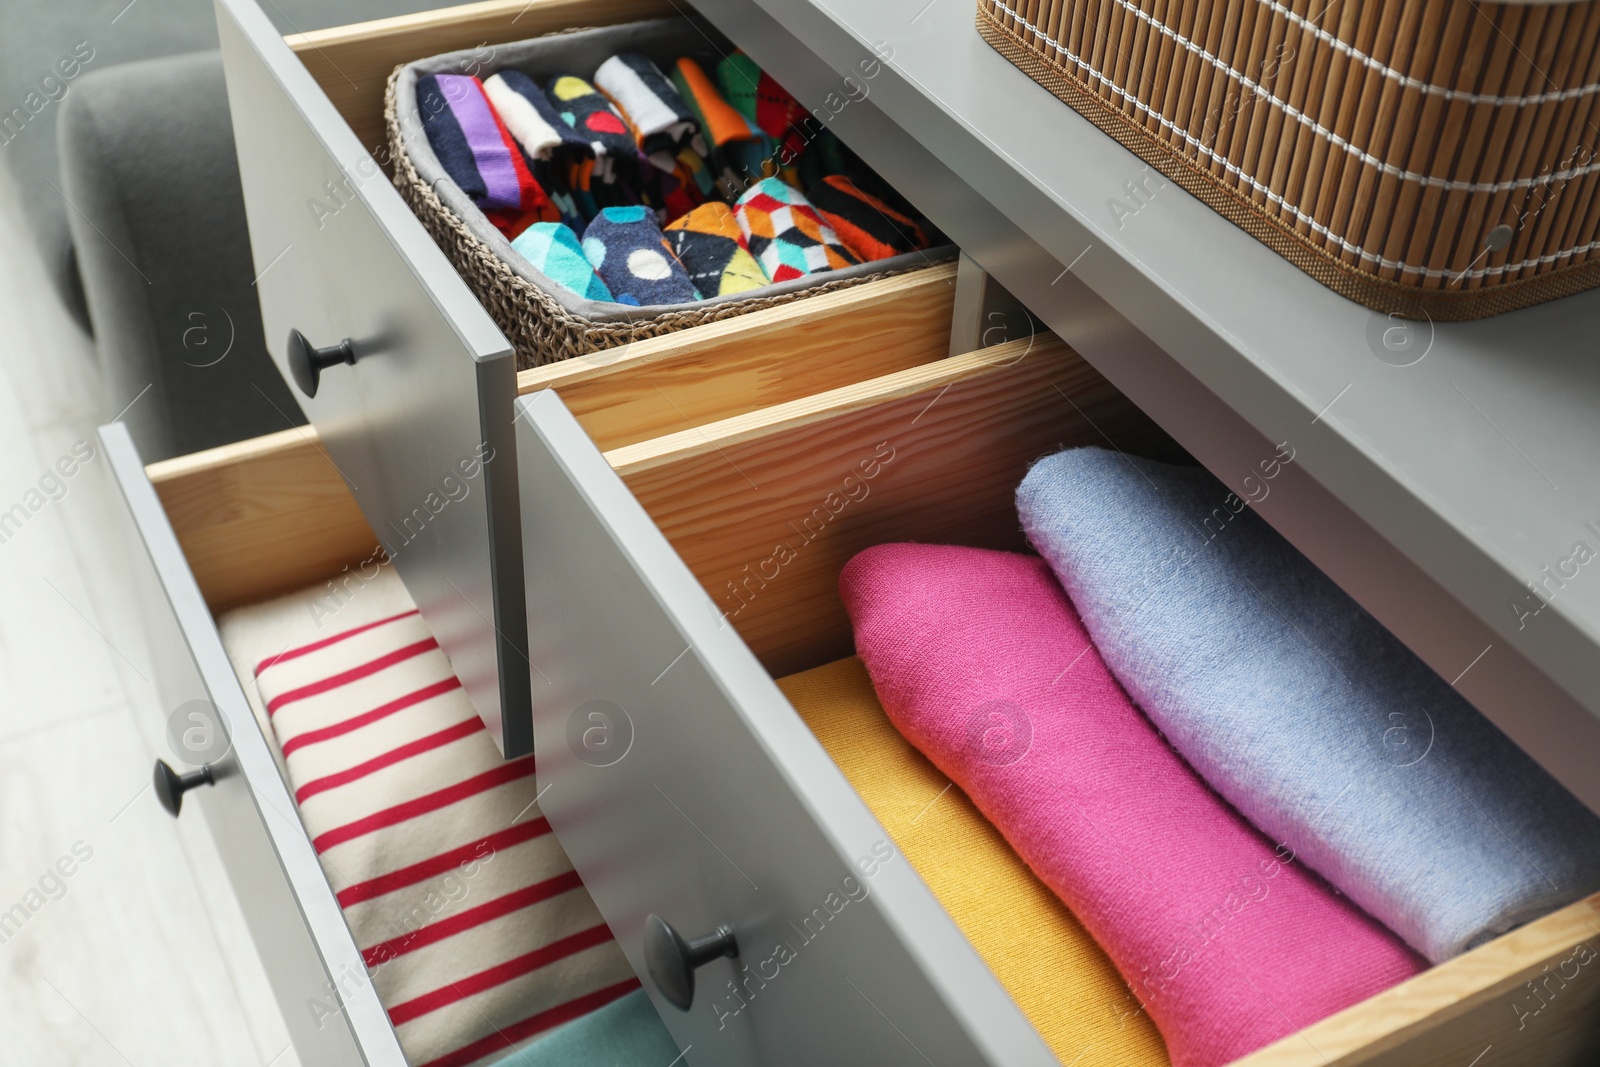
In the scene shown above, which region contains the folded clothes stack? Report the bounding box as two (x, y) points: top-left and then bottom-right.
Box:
(225, 572), (640, 1067)
(832, 449), (1600, 1065)
(418, 50), (937, 307)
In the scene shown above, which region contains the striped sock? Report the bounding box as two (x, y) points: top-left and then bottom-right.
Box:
(671, 57), (777, 202)
(592, 52), (698, 158)
(806, 175), (929, 261)
(416, 74), (552, 235)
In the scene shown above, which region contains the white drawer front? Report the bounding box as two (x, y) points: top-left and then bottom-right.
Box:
(214, 0), (531, 755)
(512, 391), (1057, 1065)
(102, 422), (405, 1067)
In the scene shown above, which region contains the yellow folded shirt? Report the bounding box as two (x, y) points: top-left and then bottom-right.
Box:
(779, 657), (1169, 1067)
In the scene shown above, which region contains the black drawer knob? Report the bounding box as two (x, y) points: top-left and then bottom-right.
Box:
(643, 914), (737, 1011)
(153, 759), (215, 817)
(286, 329), (355, 399)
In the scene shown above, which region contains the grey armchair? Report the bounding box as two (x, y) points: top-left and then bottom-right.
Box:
(5, 0), (454, 460)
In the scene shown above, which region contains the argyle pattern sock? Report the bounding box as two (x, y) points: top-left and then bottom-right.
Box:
(806, 175), (928, 261)
(510, 223), (614, 302)
(664, 202), (769, 298)
(417, 74), (551, 229)
(733, 177), (859, 281)
(581, 206), (699, 306)
(670, 57), (777, 202)
(593, 53), (698, 157)
(715, 51), (811, 160)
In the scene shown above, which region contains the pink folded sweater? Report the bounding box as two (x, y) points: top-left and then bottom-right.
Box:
(841, 544), (1423, 1067)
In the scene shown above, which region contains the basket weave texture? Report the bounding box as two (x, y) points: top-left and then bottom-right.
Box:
(979, 0), (1600, 320)
(385, 68), (929, 369)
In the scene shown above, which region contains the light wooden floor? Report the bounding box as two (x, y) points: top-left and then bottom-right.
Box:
(0, 169), (302, 1065)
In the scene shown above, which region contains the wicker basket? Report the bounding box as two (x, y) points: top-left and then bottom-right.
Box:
(979, 0), (1600, 320)
(386, 18), (952, 369)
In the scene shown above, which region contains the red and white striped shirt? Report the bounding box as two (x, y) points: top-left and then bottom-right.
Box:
(254, 608), (637, 1067)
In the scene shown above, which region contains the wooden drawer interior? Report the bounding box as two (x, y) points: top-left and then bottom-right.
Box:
(593, 333), (1600, 1067)
(147, 322), (1600, 1065)
(612, 333), (1179, 675)
(282, 0), (961, 444)
(185, 3), (1600, 1056)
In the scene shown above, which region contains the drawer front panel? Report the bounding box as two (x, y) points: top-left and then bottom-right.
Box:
(102, 423), (404, 1067)
(513, 391), (1056, 1066)
(215, 0), (530, 755)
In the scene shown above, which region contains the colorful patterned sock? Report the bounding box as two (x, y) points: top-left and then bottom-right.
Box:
(528, 158), (586, 230)
(581, 206), (699, 306)
(416, 74), (551, 225)
(483, 70), (587, 161)
(670, 58), (777, 202)
(544, 74), (637, 160)
(649, 147), (711, 224)
(592, 53), (698, 158)
(510, 222), (613, 302)
(806, 175), (928, 261)
(716, 52), (811, 160)
(664, 202), (769, 298)
(733, 177), (859, 281)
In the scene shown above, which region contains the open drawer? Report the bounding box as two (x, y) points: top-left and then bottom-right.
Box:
(106, 325), (1600, 1064)
(513, 340), (1600, 1065)
(213, 0), (955, 755)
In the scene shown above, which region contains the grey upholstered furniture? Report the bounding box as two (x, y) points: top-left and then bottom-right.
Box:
(3, 0), (449, 459)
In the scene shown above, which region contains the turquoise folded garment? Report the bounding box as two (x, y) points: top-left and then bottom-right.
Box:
(1017, 446), (1600, 963)
(486, 989), (680, 1066)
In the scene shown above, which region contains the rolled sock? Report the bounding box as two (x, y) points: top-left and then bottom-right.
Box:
(417, 74), (549, 217)
(545, 74), (637, 159)
(780, 657), (1170, 1067)
(806, 175), (928, 261)
(581, 206), (698, 306)
(654, 146), (711, 223)
(483, 989), (680, 1066)
(529, 158), (587, 230)
(671, 57), (777, 199)
(483, 69), (590, 161)
(733, 177), (859, 281)
(664, 202), (769, 298)
(510, 222), (613, 302)
(593, 52), (698, 157)
(842, 543), (1424, 1067)
(561, 152), (647, 224)
(1017, 447), (1600, 963)
(716, 51), (810, 159)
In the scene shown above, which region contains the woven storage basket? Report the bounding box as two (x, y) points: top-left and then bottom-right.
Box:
(387, 17), (953, 369)
(979, 0), (1600, 320)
